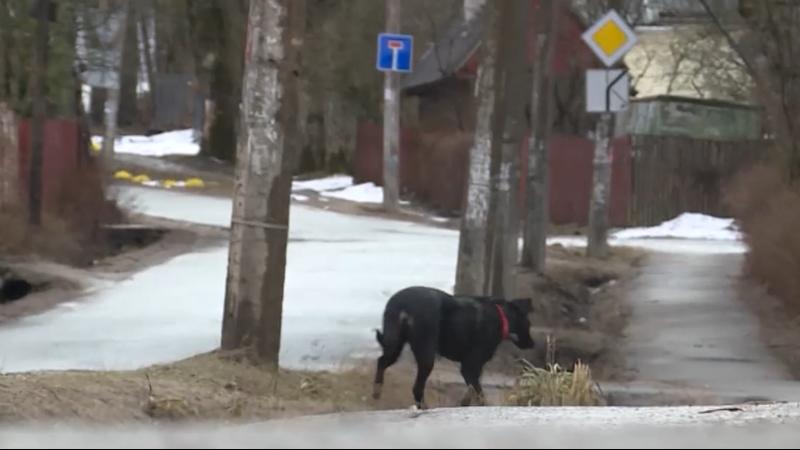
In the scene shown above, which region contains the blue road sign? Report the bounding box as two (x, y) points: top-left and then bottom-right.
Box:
(376, 33), (413, 73)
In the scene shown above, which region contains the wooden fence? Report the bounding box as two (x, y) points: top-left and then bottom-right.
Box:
(628, 135), (767, 226)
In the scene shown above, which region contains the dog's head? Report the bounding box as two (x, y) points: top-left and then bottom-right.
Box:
(506, 298), (535, 349)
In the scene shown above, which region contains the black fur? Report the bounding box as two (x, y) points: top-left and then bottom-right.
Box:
(373, 286), (534, 408)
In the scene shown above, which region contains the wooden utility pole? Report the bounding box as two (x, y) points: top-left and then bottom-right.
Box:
(382, 0), (401, 212)
(587, 112), (613, 258)
(455, 2), (502, 296)
(521, 0), (559, 272)
(489, 0), (529, 298)
(28, 0), (51, 226)
(221, 0), (304, 368)
(101, 1), (129, 171)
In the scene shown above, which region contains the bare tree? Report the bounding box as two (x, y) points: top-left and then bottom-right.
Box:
(455, 2), (501, 295)
(28, 0), (52, 226)
(700, 0), (800, 177)
(221, 0), (305, 367)
(100, 1), (129, 169)
(521, 0), (559, 272)
(489, 0), (530, 297)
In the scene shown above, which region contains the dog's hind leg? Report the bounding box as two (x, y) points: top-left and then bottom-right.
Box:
(373, 344), (403, 400)
(409, 344), (435, 410)
(373, 312), (409, 400)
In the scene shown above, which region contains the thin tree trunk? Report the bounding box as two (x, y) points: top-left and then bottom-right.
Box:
(221, 0), (304, 368)
(455, 2), (501, 296)
(101, 1), (130, 169)
(490, 0), (529, 298)
(138, 1), (157, 121)
(29, 0), (51, 226)
(521, 0), (559, 272)
(0, 104), (19, 212)
(118, 0), (139, 127)
(587, 112), (613, 258)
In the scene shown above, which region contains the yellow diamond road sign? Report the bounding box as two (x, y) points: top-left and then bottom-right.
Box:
(582, 10), (638, 67)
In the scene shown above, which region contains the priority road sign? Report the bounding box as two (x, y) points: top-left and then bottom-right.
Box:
(581, 10), (638, 67)
(376, 33), (413, 73)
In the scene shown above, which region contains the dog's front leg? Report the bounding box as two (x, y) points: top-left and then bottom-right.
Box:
(460, 386), (476, 407)
(459, 361), (487, 407)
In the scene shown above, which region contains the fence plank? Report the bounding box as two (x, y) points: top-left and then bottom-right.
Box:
(629, 135), (766, 226)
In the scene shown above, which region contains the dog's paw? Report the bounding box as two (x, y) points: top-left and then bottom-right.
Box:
(372, 383), (382, 400)
(460, 387), (476, 407)
(408, 404), (427, 418)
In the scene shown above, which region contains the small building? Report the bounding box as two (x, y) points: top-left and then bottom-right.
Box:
(401, 0), (607, 137)
(353, 1), (764, 226)
(616, 95), (763, 140)
(355, 1), (635, 226)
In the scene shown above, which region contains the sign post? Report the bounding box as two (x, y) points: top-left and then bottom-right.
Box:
(581, 10), (637, 258)
(376, 13), (413, 212)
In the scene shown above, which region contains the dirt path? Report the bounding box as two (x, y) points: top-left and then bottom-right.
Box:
(622, 251), (800, 403)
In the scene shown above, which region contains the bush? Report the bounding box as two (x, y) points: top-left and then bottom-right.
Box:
(507, 359), (603, 407)
(0, 163), (123, 265)
(726, 165), (800, 309)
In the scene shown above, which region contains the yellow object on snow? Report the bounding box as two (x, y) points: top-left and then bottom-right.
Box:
(162, 179), (178, 189)
(132, 174), (151, 184)
(185, 178), (206, 188)
(114, 170), (133, 180)
(91, 140), (101, 153)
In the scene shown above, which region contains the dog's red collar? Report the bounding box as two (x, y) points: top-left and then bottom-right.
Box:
(495, 304), (510, 340)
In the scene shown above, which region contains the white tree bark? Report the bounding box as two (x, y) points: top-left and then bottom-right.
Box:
(221, 0), (303, 367)
(101, 1), (129, 170)
(455, 3), (500, 296)
(587, 112), (613, 258)
(0, 103), (18, 212)
(490, 0), (529, 298)
(463, 0), (486, 21)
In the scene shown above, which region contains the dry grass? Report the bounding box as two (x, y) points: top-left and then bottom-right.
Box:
(0, 209), (84, 264)
(726, 165), (800, 311)
(506, 338), (604, 407)
(506, 360), (603, 407)
(0, 351), (466, 423)
(0, 165), (123, 266)
(489, 245), (644, 380)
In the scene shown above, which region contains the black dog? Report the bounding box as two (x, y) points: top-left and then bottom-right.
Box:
(373, 286), (534, 409)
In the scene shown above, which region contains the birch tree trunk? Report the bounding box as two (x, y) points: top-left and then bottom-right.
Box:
(221, 0), (304, 368)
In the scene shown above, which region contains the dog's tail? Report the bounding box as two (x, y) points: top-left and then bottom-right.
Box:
(375, 310), (411, 351)
(375, 329), (385, 347)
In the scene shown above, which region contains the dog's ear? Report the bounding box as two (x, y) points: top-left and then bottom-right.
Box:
(511, 298), (533, 315)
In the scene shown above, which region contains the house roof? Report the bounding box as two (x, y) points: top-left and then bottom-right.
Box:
(401, 12), (484, 93)
(631, 94), (759, 111)
(401, 3), (608, 93)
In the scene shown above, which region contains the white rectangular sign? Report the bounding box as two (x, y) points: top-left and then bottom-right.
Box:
(586, 69), (630, 113)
